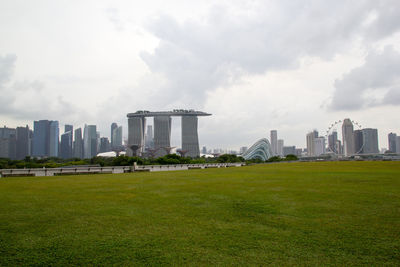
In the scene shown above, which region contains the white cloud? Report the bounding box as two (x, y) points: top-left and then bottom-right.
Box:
(330, 46), (400, 110)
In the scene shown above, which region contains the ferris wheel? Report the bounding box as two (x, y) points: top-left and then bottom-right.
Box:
(325, 119), (364, 155)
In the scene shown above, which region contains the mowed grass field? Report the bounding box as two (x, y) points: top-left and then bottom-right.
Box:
(0, 161), (399, 266)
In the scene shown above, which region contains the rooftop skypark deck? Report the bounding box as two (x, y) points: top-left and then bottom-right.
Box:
(127, 110), (212, 117)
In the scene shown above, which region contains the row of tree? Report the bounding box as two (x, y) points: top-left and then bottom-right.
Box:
(0, 154), (298, 169)
(0, 154), (247, 169)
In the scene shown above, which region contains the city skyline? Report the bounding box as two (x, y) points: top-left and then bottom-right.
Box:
(0, 115), (392, 161)
(1, 1), (399, 149)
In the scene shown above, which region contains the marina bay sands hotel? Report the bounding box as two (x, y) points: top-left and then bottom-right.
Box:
(127, 110), (211, 158)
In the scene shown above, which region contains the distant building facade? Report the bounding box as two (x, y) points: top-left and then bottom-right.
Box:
(181, 116), (200, 157)
(49, 121), (59, 157)
(83, 125), (97, 158)
(154, 116), (172, 157)
(342, 119), (354, 156)
(73, 128), (84, 159)
(0, 126), (17, 159)
(111, 123), (122, 150)
(99, 137), (111, 153)
(388, 133), (397, 153)
(328, 131), (338, 153)
(16, 126), (30, 160)
(270, 130), (278, 156)
(277, 139), (284, 156)
(60, 131), (73, 159)
(396, 136), (400, 154)
(306, 130), (318, 156)
(353, 129), (363, 154)
(314, 137), (326, 156)
(283, 146), (296, 156)
(362, 128), (379, 154)
(32, 120), (50, 157)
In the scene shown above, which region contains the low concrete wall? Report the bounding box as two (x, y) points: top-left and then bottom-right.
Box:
(0, 163), (244, 178)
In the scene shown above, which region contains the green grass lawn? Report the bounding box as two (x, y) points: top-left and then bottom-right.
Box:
(0, 161), (399, 266)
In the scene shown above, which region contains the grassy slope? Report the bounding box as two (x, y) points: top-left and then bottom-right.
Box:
(0, 161), (399, 266)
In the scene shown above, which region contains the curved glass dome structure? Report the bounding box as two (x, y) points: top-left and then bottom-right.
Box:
(242, 138), (273, 161)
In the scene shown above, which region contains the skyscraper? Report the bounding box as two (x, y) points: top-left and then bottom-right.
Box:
(83, 125), (97, 158)
(388, 133), (397, 153)
(73, 128), (84, 159)
(127, 117), (146, 156)
(0, 126), (16, 159)
(16, 126), (30, 160)
(362, 128), (379, 154)
(342, 119), (354, 156)
(112, 126), (123, 149)
(270, 130), (277, 156)
(154, 116), (172, 157)
(145, 125), (154, 150)
(277, 139), (284, 156)
(328, 131), (338, 153)
(32, 120), (50, 157)
(49, 121), (59, 157)
(182, 116), (200, 157)
(306, 130), (318, 156)
(396, 136), (400, 154)
(65, 124), (73, 134)
(111, 122), (118, 148)
(283, 146), (296, 156)
(60, 131), (73, 159)
(60, 125), (73, 159)
(353, 129), (363, 154)
(313, 137), (326, 156)
(99, 137), (111, 153)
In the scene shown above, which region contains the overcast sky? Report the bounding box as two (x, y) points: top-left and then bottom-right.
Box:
(1, 0), (399, 150)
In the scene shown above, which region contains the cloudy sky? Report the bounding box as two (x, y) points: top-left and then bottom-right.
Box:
(1, 0), (399, 150)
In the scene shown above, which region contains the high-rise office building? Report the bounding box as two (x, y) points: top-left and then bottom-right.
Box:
(96, 131), (101, 153)
(396, 136), (400, 154)
(83, 125), (97, 158)
(99, 137), (111, 153)
(314, 137), (326, 156)
(32, 120), (50, 157)
(16, 126), (30, 160)
(0, 126), (17, 159)
(277, 139), (284, 156)
(353, 129), (363, 154)
(362, 128), (379, 154)
(60, 131), (73, 159)
(283, 146), (296, 156)
(112, 126), (123, 149)
(73, 128), (84, 159)
(270, 130), (278, 156)
(335, 140), (343, 155)
(342, 119), (354, 156)
(65, 124), (73, 134)
(111, 123), (118, 148)
(388, 133), (397, 153)
(328, 131), (338, 153)
(60, 125), (73, 159)
(306, 130), (318, 156)
(49, 121), (59, 157)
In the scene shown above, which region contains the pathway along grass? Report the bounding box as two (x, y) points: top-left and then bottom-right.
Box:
(0, 161), (399, 265)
